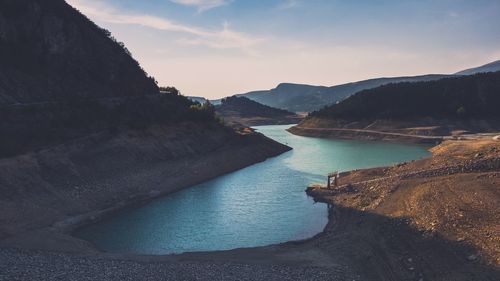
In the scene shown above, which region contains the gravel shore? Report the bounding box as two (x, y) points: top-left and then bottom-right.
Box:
(0, 248), (354, 281)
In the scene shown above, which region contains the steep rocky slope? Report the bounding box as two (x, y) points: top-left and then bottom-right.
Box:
(0, 0), (166, 157)
(0, 0), (158, 105)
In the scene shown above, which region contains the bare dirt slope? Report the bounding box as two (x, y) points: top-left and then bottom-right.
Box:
(289, 117), (500, 143)
(306, 138), (500, 280)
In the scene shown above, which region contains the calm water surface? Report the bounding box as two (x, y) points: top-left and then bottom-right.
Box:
(75, 125), (430, 254)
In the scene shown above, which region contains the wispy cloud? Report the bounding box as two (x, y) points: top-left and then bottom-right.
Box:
(447, 11), (460, 18)
(277, 0), (299, 10)
(66, 0), (261, 52)
(169, 0), (230, 12)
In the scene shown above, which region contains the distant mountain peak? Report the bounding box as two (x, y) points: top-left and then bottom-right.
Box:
(455, 60), (500, 75)
(276, 82), (315, 88)
(234, 60), (500, 113)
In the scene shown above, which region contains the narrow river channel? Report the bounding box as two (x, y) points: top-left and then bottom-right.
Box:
(75, 125), (430, 254)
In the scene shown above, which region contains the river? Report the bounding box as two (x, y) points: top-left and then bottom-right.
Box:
(75, 125), (430, 254)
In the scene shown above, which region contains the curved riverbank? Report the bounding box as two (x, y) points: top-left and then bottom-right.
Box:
(169, 137), (500, 280)
(288, 125), (444, 144)
(0, 123), (291, 253)
(287, 116), (500, 145)
(72, 125), (430, 255)
(304, 138), (500, 280)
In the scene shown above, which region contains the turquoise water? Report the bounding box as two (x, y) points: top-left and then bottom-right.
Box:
(75, 125), (430, 254)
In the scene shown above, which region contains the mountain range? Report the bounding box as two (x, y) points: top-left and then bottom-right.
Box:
(311, 71), (500, 120)
(455, 60), (500, 75)
(234, 60), (500, 113)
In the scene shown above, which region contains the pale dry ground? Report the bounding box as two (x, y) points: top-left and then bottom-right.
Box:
(290, 117), (500, 144)
(307, 138), (500, 280)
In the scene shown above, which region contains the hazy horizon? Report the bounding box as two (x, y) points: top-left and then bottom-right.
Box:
(67, 0), (500, 99)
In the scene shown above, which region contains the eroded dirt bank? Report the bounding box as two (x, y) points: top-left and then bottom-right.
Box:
(288, 125), (443, 144)
(302, 138), (500, 280)
(289, 117), (500, 144)
(0, 123), (290, 251)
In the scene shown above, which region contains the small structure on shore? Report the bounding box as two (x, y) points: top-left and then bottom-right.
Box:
(327, 171), (340, 189)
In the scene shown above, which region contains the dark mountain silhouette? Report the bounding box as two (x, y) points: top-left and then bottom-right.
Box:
(455, 60), (500, 75)
(216, 96), (301, 126)
(0, 0), (158, 105)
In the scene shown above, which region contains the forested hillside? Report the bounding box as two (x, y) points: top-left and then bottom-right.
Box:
(0, 0), (217, 157)
(216, 96), (301, 126)
(311, 71), (500, 120)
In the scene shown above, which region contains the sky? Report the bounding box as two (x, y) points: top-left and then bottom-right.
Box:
(66, 0), (500, 99)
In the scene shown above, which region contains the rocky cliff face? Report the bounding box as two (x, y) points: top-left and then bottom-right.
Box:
(0, 0), (158, 105)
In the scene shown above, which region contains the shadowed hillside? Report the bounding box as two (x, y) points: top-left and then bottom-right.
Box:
(311, 71), (500, 120)
(0, 0), (221, 157)
(216, 96), (302, 126)
(0, 0), (158, 104)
